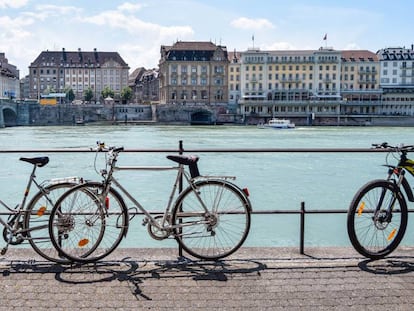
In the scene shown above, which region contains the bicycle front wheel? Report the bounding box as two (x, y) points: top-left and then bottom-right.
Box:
(25, 182), (76, 264)
(172, 179), (251, 260)
(347, 179), (408, 259)
(49, 182), (129, 263)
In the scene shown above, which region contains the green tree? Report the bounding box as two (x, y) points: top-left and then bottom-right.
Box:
(101, 86), (114, 99)
(65, 87), (75, 102)
(120, 86), (133, 104)
(84, 87), (94, 103)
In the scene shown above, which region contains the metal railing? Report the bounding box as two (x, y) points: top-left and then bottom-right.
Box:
(1, 141), (412, 255)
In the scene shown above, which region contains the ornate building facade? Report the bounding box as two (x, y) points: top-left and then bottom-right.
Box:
(158, 41), (228, 105)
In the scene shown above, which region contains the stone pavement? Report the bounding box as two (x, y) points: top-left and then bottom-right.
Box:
(0, 246), (413, 310)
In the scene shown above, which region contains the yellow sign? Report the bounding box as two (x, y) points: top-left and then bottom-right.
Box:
(40, 98), (57, 105)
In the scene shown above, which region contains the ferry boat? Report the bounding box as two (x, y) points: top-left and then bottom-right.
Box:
(258, 118), (295, 129)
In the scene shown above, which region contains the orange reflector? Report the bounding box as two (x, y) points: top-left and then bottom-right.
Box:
(37, 206), (47, 217)
(357, 202), (365, 216)
(78, 239), (89, 247)
(387, 228), (397, 241)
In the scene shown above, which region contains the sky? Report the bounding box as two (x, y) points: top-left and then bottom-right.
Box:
(1, 0), (413, 77)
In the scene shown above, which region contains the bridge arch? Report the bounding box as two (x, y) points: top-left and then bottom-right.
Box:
(190, 110), (213, 125)
(2, 106), (17, 127)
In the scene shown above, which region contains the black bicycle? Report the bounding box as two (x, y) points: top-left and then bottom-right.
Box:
(347, 142), (414, 259)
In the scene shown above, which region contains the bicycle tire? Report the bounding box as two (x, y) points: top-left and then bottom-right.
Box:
(49, 182), (129, 263)
(24, 182), (76, 264)
(347, 179), (408, 259)
(172, 179), (251, 260)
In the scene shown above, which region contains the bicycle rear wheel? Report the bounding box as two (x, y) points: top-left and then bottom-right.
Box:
(347, 179), (408, 259)
(49, 182), (128, 263)
(25, 182), (76, 264)
(172, 179), (251, 260)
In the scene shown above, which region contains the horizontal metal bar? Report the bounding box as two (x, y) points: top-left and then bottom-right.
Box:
(0, 148), (393, 153)
(3, 209), (413, 217)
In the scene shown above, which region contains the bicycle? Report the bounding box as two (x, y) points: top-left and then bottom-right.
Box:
(347, 142), (414, 259)
(0, 156), (80, 263)
(48, 142), (252, 263)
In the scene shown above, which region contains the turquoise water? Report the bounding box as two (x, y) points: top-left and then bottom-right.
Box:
(1, 125), (414, 249)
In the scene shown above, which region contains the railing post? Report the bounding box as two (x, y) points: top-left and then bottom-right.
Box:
(300, 201), (305, 255)
(178, 140), (183, 258)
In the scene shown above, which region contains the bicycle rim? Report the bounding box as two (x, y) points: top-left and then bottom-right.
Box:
(347, 180), (407, 259)
(172, 180), (251, 260)
(25, 182), (76, 264)
(49, 182), (128, 263)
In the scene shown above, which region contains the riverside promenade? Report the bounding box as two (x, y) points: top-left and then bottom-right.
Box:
(0, 246), (413, 310)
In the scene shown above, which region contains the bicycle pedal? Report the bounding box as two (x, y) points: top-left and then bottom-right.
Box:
(1, 247), (7, 255)
(142, 218), (149, 226)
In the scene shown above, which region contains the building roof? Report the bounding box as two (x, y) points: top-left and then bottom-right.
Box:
(160, 41), (228, 62)
(341, 50), (378, 62)
(377, 47), (414, 61)
(165, 41), (222, 51)
(30, 49), (129, 68)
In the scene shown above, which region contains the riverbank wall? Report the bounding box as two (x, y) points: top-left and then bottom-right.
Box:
(2, 100), (414, 127)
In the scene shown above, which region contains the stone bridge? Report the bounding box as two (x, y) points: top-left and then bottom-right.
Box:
(0, 100), (19, 128)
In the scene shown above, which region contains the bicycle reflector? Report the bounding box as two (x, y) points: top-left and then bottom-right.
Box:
(387, 228), (397, 241)
(105, 197), (109, 209)
(37, 206), (47, 217)
(357, 202), (365, 216)
(242, 188), (250, 197)
(78, 239), (89, 247)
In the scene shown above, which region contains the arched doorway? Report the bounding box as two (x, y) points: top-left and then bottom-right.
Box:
(191, 110), (213, 125)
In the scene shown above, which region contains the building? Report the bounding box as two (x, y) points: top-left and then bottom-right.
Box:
(238, 47), (343, 124)
(377, 47), (414, 116)
(340, 50), (381, 116)
(28, 48), (129, 102)
(158, 41), (228, 105)
(228, 50), (241, 113)
(0, 53), (19, 100)
(129, 67), (159, 104)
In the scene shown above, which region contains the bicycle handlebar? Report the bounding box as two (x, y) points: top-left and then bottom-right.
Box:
(93, 141), (124, 154)
(372, 142), (414, 152)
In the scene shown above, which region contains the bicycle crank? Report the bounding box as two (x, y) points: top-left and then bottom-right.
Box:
(147, 215), (170, 240)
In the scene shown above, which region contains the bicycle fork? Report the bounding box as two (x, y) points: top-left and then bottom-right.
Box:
(371, 168), (405, 241)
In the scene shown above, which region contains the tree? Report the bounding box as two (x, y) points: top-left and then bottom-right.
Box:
(101, 86), (114, 99)
(84, 87), (94, 103)
(65, 87), (75, 102)
(120, 86), (133, 104)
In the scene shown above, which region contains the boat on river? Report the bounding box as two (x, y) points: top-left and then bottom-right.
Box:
(257, 118), (295, 129)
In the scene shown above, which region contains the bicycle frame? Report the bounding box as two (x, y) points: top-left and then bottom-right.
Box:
(0, 163), (43, 236)
(385, 150), (414, 202)
(97, 149), (238, 233)
(0, 161), (80, 248)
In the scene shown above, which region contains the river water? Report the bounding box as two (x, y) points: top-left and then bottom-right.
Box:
(1, 125), (414, 249)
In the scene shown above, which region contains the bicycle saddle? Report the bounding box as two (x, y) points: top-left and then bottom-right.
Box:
(19, 157), (50, 167)
(166, 155), (199, 165)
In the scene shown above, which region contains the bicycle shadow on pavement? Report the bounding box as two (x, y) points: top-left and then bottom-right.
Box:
(358, 256), (414, 275)
(55, 256), (266, 301)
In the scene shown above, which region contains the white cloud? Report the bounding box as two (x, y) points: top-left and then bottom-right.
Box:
(0, 0), (28, 9)
(22, 4), (83, 21)
(84, 10), (193, 39)
(230, 17), (275, 30)
(118, 2), (145, 12)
